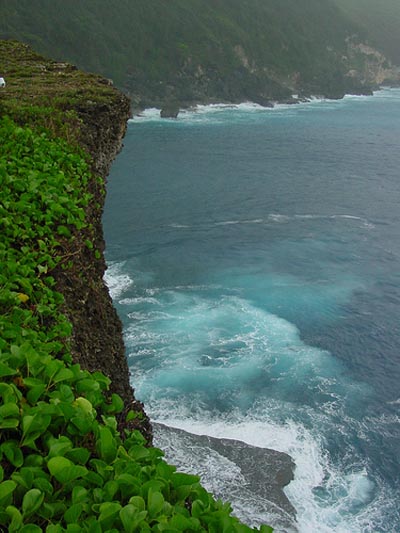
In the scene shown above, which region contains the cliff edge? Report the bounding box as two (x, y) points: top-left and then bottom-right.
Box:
(0, 39), (152, 441)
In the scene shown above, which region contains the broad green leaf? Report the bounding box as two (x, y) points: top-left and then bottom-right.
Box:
(98, 501), (122, 530)
(64, 503), (84, 524)
(1, 442), (23, 468)
(26, 384), (46, 404)
(47, 456), (72, 478)
(6, 505), (23, 532)
(104, 480), (119, 500)
(21, 414), (51, 447)
(32, 477), (53, 496)
(19, 525), (42, 533)
(72, 485), (88, 504)
(76, 379), (100, 394)
(141, 480), (163, 499)
(47, 456), (87, 484)
(69, 415), (93, 434)
(0, 418), (19, 429)
(64, 524), (82, 533)
(0, 480), (17, 504)
(120, 505), (148, 533)
(65, 447), (90, 465)
(148, 490), (165, 518)
(128, 445), (150, 461)
(0, 362), (17, 377)
(73, 397), (94, 416)
(87, 522), (102, 533)
(24, 454), (44, 467)
(97, 426), (117, 463)
(170, 513), (193, 530)
(128, 496), (146, 511)
(0, 402), (19, 418)
(47, 436), (73, 458)
(53, 367), (74, 383)
(46, 525), (63, 533)
(259, 526), (274, 533)
(11, 468), (34, 490)
(156, 461), (175, 479)
(172, 472), (200, 488)
(22, 488), (44, 516)
(191, 500), (205, 519)
(104, 393), (124, 414)
(57, 225), (71, 237)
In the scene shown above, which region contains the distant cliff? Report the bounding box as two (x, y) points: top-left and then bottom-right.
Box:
(1, 0), (399, 112)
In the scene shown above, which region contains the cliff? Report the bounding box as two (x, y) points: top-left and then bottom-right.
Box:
(0, 40), (296, 531)
(0, 39), (152, 441)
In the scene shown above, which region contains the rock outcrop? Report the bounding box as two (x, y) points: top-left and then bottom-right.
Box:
(154, 423), (297, 532)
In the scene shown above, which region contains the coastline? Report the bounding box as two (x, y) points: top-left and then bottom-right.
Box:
(131, 85), (400, 120)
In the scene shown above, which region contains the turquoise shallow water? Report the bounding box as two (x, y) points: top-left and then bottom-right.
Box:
(103, 90), (400, 532)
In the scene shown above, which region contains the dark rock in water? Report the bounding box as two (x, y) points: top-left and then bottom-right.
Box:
(160, 102), (180, 118)
(154, 423), (297, 532)
(252, 97), (274, 108)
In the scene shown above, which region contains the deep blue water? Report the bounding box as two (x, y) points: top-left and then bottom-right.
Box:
(103, 90), (400, 532)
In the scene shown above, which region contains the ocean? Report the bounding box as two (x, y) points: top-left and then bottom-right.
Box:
(103, 89), (400, 532)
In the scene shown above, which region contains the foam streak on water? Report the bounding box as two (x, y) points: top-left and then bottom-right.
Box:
(104, 89), (400, 532)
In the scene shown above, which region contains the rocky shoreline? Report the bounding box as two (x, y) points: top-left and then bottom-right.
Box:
(152, 83), (399, 119)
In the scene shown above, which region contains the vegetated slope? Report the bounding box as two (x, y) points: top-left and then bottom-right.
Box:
(333, 0), (400, 65)
(0, 40), (275, 532)
(1, 0), (399, 109)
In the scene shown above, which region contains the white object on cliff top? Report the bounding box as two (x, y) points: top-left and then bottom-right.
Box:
(0, 77), (6, 87)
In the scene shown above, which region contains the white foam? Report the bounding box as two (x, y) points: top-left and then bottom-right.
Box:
(214, 220), (241, 226)
(150, 405), (385, 533)
(129, 89), (400, 124)
(167, 214), (373, 230)
(268, 213), (291, 223)
(120, 296), (159, 306)
(293, 214), (374, 228)
(129, 107), (162, 122)
(168, 223), (191, 228)
(104, 261), (134, 299)
(125, 286), (385, 531)
(190, 102), (271, 114)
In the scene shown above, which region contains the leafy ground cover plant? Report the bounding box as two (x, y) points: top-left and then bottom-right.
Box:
(0, 117), (273, 532)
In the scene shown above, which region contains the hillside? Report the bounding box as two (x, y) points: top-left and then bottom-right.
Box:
(333, 0), (400, 66)
(1, 0), (399, 111)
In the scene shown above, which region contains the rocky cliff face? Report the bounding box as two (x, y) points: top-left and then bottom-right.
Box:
(345, 41), (400, 87)
(55, 92), (153, 443)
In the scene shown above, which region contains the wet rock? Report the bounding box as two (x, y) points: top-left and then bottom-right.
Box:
(154, 423), (297, 532)
(160, 101), (180, 118)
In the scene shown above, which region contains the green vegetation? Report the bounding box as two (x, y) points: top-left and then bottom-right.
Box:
(0, 39), (120, 144)
(1, 0), (396, 108)
(0, 38), (274, 532)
